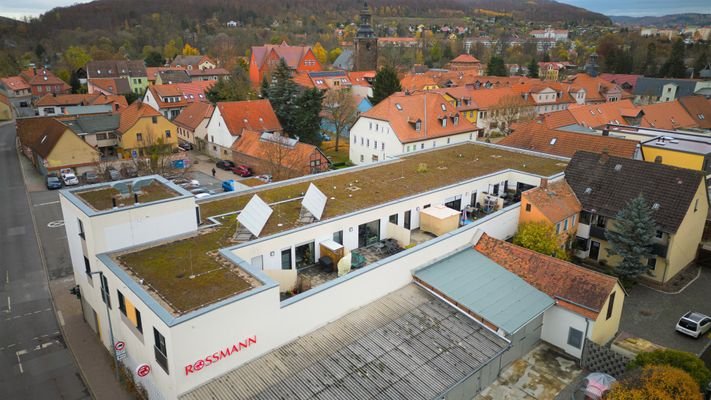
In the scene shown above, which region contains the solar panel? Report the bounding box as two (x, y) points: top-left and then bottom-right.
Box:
(237, 195), (273, 237)
(302, 183), (327, 220)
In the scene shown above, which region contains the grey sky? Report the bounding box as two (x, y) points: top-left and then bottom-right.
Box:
(0, 0), (708, 20)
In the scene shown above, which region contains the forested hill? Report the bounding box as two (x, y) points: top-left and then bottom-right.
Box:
(610, 13), (711, 27)
(30, 0), (608, 33)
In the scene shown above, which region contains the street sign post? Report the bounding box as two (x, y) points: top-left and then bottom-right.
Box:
(114, 341), (127, 361)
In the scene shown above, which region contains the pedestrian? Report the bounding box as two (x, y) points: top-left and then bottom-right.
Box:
(211, 167), (216, 178)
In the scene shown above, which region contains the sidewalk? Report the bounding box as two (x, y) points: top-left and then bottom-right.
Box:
(50, 278), (134, 400)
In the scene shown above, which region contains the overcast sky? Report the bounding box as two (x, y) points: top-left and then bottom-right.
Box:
(0, 0), (708, 19)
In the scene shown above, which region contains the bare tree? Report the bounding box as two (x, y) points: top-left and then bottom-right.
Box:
(321, 89), (359, 153)
(489, 94), (535, 133)
(259, 133), (310, 181)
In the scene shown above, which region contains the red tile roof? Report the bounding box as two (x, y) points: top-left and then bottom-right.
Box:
(35, 93), (127, 109)
(567, 99), (642, 129)
(361, 91), (477, 144)
(475, 234), (619, 320)
(89, 78), (131, 95)
(347, 71), (375, 87)
(216, 99), (282, 136)
(19, 68), (70, 91)
(538, 110), (579, 129)
(599, 74), (642, 90)
(400, 74), (438, 91)
(467, 87), (520, 110)
(231, 130), (324, 171)
(640, 100), (699, 130)
(173, 101), (214, 131)
(522, 180), (582, 223)
(252, 42), (318, 70)
(565, 73), (633, 103)
(1, 76), (30, 91)
(500, 120), (639, 159)
(679, 95), (711, 129)
(118, 101), (161, 133)
(450, 54), (481, 64)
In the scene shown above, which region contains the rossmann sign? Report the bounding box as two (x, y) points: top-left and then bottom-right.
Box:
(185, 335), (257, 376)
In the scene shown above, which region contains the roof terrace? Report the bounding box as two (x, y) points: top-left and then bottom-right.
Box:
(113, 143), (567, 315)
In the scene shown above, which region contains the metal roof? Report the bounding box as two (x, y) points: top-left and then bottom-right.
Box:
(414, 248), (554, 335)
(179, 285), (508, 400)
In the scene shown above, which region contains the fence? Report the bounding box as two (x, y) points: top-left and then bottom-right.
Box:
(581, 340), (631, 378)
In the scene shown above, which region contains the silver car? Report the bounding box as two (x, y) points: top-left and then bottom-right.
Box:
(676, 312), (711, 338)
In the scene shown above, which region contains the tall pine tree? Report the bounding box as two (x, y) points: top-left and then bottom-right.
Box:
(527, 58), (539, 78)
(369, 65), (401, 105)
(660, 39), (687, 78)
(604, 194), (657, 281)
(267, 59), (299, 134)
(292, 88), (324, 146)
(487, 56), (507, 77)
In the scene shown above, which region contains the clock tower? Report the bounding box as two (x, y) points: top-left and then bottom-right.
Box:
(354, 2), (378, 71)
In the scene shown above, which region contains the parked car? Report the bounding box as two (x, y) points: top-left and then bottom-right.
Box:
(256, 174), (272, 183)
(121, 165), (138, 178)
(222, 179), (237, 192)
(82, 171), (100, 184)
(46, 175), (62, 190)
(216, 160), (236, 170)
(676, 312), (711, 338)
(105, 167), (121, 181)
(178, 141), (193, 151)
(230, 165), (253, 177)
(179, 179), (200, 189)
(62, 172), (79, 186)
(191, 188), (215, 199)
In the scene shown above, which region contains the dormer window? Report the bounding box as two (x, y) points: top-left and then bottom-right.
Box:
(441, 118), (447, 127)
(415, 121), (421, 131)
(440, 103), (447, 111)
(453, 115), (459, 125)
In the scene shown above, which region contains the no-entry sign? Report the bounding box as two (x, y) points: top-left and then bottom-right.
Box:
(114, 341), (125, 352)
(136, 364), (151, 377)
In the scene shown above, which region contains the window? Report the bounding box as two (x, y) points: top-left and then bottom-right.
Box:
(555, 223), (561, 234)
(595, 215), (606, 228)
(353, 135), (356, 144)
(78, 219), (85, 239)
(567, 327), (583, 349)
(453, 116), (459, 125)
(136, 133), (143, 141)
(152, 116), (157, 124)
(118, 290), (143, 334)
(361, 138), (364, 146)
(333, 230), (343, 245)
(415, 121), (421, 131)
(606, 292), (615, 320)
(153, 328), (168, 373)
(366, 139), (369, 147)
(525, 203), (531, 212)
(655, 230), (663, 239)
(360, 155), (364, 162)
(572, 214), (577, 226)
(563, 219), (568, 231)
(389, 213), (398, 225)
(441, 118), (447, 127)
(447, 138), (451, 144)
(100, 274), (111, 309)
(96, 133), (108, 141)
(647, 257), (657, 270)
(420, 143), (425, 150)
(281, 249), (292, 270)
(695, 199), (699, 212)
(381, 142), (385, 151)
(84, 256), (91, 278)
(374, 140), (377, 149)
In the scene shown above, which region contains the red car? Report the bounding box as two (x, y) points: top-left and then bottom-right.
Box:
(230, 165), (253, 177)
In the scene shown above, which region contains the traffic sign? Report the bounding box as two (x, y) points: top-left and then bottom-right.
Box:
(136, 363), (151, 377)
(114, 341), (125, 352)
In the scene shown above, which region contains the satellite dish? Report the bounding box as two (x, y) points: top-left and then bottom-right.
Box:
(237, 195), (273, 237)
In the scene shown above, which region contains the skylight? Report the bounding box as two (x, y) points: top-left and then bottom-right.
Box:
(440, 103), (447, 111)
(395, 103), (402, 111)
(652, 203), (660, 210)
(549, 138), (557, 145)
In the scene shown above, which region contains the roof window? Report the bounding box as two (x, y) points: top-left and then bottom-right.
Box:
(584, 187), (592, 194)
(550, 138), (557, 145)
(614, 164), (622, 172)
(395, 103), (402, 111)
(652, 203), (660, 210)
(440, 103), (447, 111)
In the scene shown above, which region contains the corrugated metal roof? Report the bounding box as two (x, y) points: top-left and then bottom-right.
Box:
(179, 285), (508, 400)
(415, 248), (554, 335)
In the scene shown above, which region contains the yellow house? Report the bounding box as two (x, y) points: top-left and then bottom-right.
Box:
(440, 88), (479, 124)
(16, 117), (100, 175)
(519, 179), (582, 249)
(0, 93), (12, 120)
(117, 101), (178, 158)
(566, 151), (708, 284)
(640, 133), (711, 172)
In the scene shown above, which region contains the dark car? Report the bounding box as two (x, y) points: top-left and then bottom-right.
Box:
(178, 141), (193, 151)
(216, 160), (236, 170)
(46, 175), (62, 190)
(121, 165), (138, 178)
(230, 165), (253, 177)
(82, 171), (100, 184)
(105, 167), (121, 181)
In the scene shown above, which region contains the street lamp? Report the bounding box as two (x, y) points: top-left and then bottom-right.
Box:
(91, 271), (120, 382)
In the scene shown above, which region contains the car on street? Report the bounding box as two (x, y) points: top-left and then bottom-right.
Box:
(46, 174), (62, 190)
(82, 171), (100, 184)
(105, 167), (121, 181)
(676, 312), (711, 338)
(256, 174), (272, 183)
(121, 165), (138, 178)
(191, 188), (215, 199)
(179, 179), (200, 189)
(62, 172), (79, 186)
(216, 160), (236, 170)
(222, 179), (237, 192)
(230, 165), (253, 177)
(178, 141), (193, 151)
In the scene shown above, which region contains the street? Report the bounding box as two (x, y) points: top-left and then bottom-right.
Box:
(0, 122), (89, 399)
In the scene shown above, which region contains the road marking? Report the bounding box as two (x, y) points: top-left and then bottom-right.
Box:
(57, 310), (65, 327)
(4, 308), (52, 321)
(6, 296), (10, 313)
(34, 201), (59, 207)
(47, 220), (65, 228)
(5, 271), (8, 284)
(16, 349), (26, 374)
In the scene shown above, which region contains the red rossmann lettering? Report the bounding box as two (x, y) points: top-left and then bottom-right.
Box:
(185, 336), (257, 376)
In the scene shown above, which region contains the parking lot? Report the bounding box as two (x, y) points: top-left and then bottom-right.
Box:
(619, 266), (711, 355)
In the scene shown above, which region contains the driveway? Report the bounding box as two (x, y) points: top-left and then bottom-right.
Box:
(476, 344), (581, 400)
(619, 266), (711, 355)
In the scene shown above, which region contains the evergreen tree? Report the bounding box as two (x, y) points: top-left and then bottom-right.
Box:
(69, 70), (81, 94)
(260, 76), (270, 99)
(604, 194), (657, 281)
(291, 88), (324, 146)
(487, 56), (507, 76)
(144, 51), (165, 67)
(693, 50), (708, 76)
(369, 65), (401, 105)
(643, 42), (657, 77)
(267, 59), (299, 133)
(542, 52), (551, 62)
(661, 39), (687, 78)
(614, 50), (634, 74)
(527, 58), (539, 78)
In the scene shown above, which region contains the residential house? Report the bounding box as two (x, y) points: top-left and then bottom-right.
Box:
(347, 71), (375, 98)
(437, 86), (479, 124)
(640, 100), (699, 130)
(475, 234), (625, 359)
(116, 101), (179, 158)
(678, 96), (711, 130)
(186, 67), (230, 83)
(142, 81), (213, 120)
(467, 87), (533, 134)
(293, 71), (352, 91)
(519, 179), (582, 249)
(62, 113), (121, 159)
(565, 151), (708, 283)
(88, 78), (132, 96)
(204, 99), (283, 159)
(633, 77), (711, 105)
(500, 120), (639, 159)
(35, 93), (127, 116)
(558, 99), (646, 130)
(155, 70), (192, 85)
(0, 76), (32, 110)
(0, 93), (12, 120)
(564, 73), (632, 103)
(377, 37), (419, 48)
(400, 74), (439, 91)
(349, 91), (478, 165)
(638, 131), (711, 174)
(445, 54), (484, 74)
(511, 80), (585, 114)
(16, 117), (100, 175)
(19, 68), (71, 100)
(170, 55), (217, 71)
(145, 67), (184, 86)
(173, 101), (214, 150)
(530, 27), (569, 42)
(599, 74), (641, 92)
(231, 131), (329, 180)
(85, 60), (148, 95)
(249, 42), (322, 84)
(538, 62), (576, 81)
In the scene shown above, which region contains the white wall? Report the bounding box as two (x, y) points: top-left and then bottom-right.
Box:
(205, 107), (237, 150)
(143, 91), (160, 114)
(541, 305), (591, 359)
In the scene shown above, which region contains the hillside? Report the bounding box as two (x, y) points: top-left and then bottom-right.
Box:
(610, 13), (711, 27)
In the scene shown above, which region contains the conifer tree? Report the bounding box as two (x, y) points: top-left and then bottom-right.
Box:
(369, 65), (401, 105)
(605, 194), (657, 281)
(527, 58), (539, 78)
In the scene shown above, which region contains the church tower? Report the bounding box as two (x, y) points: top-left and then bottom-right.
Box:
(354, 2), (378, 71)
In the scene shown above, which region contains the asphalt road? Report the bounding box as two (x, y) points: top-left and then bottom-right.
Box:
(0, 122), (89, 399)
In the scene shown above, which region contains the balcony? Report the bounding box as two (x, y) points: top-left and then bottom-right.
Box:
(589, 225), (607, 240)
(652, 243), (668, 258)
(576, 223), (590, 239)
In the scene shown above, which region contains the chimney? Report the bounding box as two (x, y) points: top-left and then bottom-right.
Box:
(599, 150), (609, 164)
(540, 178), (548, 189)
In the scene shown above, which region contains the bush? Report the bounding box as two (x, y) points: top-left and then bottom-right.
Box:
(629, 349), (711, 388)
